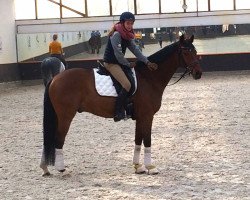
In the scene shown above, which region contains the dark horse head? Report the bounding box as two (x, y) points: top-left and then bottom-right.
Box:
(146, 34), (202, 81)
(178, 34), (202, 80)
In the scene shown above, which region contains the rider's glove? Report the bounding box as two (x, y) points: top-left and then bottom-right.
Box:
(147, 61), (158, 71)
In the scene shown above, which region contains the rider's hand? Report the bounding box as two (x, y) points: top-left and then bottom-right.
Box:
(147, 61), (158, 71)
(130, 62), (136, 68)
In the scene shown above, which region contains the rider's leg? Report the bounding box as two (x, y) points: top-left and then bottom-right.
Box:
(114, 88), (128, 121)
(104, 63), (131, 121)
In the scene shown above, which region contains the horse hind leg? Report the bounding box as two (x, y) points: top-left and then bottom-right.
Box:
(40, 113), (75, 175)
(40, 151), (51, 176)
(54, 113), (76, 173)
(40, 146), (66, 175)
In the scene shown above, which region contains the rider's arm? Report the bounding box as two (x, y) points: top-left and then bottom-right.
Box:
(127, 39), (149, 64)
(110, 32), (131, 67)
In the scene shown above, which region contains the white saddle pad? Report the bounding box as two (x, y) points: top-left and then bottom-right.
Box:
(93, 68), (137, 97)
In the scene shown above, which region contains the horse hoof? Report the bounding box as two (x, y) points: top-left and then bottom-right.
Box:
(134, 164), (146, 174)
(42, 172), (51, 177)
(146, 165), (159, 175)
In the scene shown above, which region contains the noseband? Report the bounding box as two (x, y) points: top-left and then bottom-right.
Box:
(179, 46), (199, 73)
(167, 46), (199, 86)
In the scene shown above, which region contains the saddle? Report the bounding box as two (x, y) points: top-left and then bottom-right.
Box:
(93, 62), (137, 120)
(94, 62), (137, 97)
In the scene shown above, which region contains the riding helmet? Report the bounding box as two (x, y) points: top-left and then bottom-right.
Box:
(120, 12), (135, 22)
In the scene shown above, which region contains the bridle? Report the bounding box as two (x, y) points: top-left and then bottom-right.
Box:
(167, 45), (199, 86)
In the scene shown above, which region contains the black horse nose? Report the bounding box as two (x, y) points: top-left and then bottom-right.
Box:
(195, 71), (202, 80)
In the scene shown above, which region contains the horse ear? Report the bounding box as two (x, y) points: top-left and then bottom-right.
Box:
(190, 35), (194, 43)
(179, 34), (185, 44)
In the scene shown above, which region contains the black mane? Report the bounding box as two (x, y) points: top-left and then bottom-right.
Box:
(148, 41), (180, 63)
(136, 41), (180, 68)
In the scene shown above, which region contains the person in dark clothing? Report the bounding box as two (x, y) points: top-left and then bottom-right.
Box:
(169, 29), (174, 43)
(89, 31), (102, 54)
(158, 35), (163, 48)
(103, 12), (158, 122)
(49, 34), (67, 68)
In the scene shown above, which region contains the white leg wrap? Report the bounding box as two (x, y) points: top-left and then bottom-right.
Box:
(144, 147), (152, 166)
(144, 147), (159, 175)
(133, 145), (146, 174)
(55, 148), (65, 171)
(133, 145), (141, 164)
(40, 150), (45, 166)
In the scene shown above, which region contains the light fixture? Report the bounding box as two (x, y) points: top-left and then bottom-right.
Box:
(182, 4), (187, 10)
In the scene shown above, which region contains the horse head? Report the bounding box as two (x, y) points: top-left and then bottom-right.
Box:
(179, 34), (202, 80)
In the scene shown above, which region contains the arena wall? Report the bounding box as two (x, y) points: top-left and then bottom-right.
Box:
(0, 0), (19, 82)
(0, 2), (250, 82)
(17, 53), (250, 81)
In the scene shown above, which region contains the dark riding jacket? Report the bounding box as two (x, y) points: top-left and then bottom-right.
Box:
(103, 31), (148, 67)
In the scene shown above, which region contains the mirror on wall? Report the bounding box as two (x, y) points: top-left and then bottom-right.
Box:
(16, 23), (250, 63)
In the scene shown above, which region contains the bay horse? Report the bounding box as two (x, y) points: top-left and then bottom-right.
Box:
(40, 35), (202, 176)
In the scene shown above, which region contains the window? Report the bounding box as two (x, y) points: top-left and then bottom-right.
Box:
(210, 0), (234, 11)
(15, 0), (36, 19)
(137, 0), (159, 14)
(185, 0), (208, 12)
(62, 0), (85, 18)
(87, 0), (110, 16)
(236, 0), (250, 9)
(37, 0), (60, 19)
(197, 0), (209, 11)
(112, 0), (135, 15)
(161, 0), (184, 13)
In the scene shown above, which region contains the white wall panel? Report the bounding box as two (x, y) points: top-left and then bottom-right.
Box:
(0, 0), (17, 64)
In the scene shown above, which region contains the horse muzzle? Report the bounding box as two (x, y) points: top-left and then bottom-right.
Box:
(192, 70), (202, 80)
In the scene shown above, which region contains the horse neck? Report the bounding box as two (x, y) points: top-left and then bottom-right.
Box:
(150, 51), (180, 94)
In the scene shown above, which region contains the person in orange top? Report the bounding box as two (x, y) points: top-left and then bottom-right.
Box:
(49, 34), (67, 68)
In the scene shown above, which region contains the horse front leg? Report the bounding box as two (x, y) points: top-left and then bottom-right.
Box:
(133, 119), (146, 174)
(134, 117), (159, 175)
(133, 144), (146, 174)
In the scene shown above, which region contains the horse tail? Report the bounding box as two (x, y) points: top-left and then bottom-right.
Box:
(43, 81), (57, 166)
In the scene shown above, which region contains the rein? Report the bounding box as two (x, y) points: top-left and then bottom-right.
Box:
(166, 68), (189, 86)
(167, 46), (198, 86)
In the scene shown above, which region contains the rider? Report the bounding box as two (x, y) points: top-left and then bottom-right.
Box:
(49, 34), (67, 68)
(103, 11), (158, 122)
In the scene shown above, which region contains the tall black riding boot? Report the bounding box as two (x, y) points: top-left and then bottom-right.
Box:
(114, 88), (128, 122)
